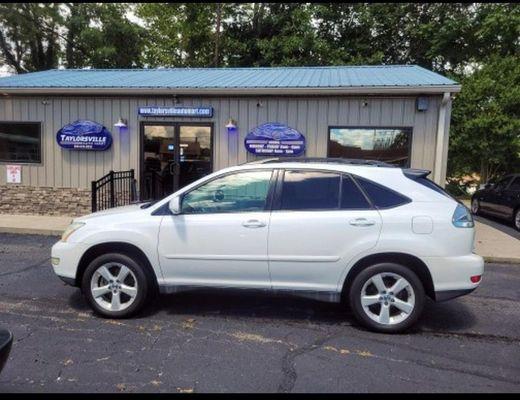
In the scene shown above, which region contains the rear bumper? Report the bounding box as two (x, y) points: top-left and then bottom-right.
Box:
(422, 253), (484, 295)
(434, 287), (477, 302)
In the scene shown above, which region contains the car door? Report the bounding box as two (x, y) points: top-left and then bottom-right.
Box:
(483, 176), (513, 217)
(157, 169), (275, 289)
(501, 176), (520, 219)
(267, 169), (382, 293)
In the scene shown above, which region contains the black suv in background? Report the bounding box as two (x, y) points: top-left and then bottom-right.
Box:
(471, 174), (520, 231)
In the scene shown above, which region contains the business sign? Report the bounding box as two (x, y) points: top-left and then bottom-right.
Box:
(138, 106), (213, 118)
(56, 120), (112, 151)
(6, 165), (21, 184)
(244, 122), (306, 156)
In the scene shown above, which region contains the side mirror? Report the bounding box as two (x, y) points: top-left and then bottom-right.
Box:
(168, 196), (181, 215)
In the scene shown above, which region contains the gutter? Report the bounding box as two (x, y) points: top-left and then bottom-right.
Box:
(0, 85), (461, 97)
(433, 92), (451, 185)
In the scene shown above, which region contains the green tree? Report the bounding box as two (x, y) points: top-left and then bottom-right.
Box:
(64, 3), (146, 68)
(448, 56), (520, 183)
(0, 3), (62, 72)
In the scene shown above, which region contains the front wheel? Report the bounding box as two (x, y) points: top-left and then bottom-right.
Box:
(514, 209), (520, 231)
(348, 263), (425, 333)
(81, 253), (151, 318)
(471, 198), (480, 215)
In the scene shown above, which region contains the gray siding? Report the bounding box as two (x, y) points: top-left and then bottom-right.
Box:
(0, 94), (443, 188)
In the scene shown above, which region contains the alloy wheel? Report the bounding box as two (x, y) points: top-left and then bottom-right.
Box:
(90, 263), (138, 312)
(515, 210), (520, 230)
(360, 272), (415, 326)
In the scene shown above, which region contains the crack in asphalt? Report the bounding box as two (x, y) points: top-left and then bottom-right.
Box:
(0, 257), (50, 277)
(277, 332), (340, 393)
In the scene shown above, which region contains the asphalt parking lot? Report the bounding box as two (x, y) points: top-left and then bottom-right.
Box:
(0, 233), (519, 393)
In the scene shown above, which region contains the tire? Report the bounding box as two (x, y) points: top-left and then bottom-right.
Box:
(471, 198), (480, 215)
(348, 263), (425, 333)
(81, 252), (151, 318)
(514, 208), (520, 231)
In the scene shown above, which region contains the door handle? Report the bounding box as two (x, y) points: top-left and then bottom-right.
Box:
(242, 219), (266, 228)
(349, 218), (376, 227)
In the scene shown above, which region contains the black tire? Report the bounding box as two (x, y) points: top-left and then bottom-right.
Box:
(81, 252), (151, 318)
(348, 263), (425, 333)
(471, 197), (480, 216)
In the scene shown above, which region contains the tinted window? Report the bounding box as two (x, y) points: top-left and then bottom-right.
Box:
(355, 176), (410, 208)
(328, 127), (412, 167)
(281, 171), (340, 210)
(0, 122), (41, 163)
(415, 177), (454, 199)
(509, 177), (520, 191)
(496, 177), (512, 191)
(341, 175), (371, 209)
(181, 170), (272, 214)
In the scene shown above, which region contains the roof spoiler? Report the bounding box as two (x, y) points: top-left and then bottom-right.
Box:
(402, 168), (431, 180)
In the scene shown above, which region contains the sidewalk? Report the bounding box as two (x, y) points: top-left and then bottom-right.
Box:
(0, 212), (518, 263)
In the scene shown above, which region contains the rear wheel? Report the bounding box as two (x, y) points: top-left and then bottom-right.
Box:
(81, 253), (151, 318)
(348, 263), (425, 333)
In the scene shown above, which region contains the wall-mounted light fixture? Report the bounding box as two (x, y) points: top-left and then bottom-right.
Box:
(361, 100), (369, 107)
(225, 119), (237, 134)
(114, 118), (127, 129)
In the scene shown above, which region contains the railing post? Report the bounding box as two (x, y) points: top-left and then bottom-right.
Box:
(91, 180), (97, 212)
(109, 170), (115, 208)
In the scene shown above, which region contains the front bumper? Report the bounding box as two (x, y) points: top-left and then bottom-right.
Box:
(422, 253), (484, 299)
(51, 240), (89, 286)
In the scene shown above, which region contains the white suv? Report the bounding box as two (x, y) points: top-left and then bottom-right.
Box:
(51, 158), (484, 333)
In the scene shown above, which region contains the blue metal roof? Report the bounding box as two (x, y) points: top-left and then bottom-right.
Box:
(0, 65), (457, 90)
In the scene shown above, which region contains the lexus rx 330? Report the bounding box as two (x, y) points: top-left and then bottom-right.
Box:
(51, 159), (484, 333)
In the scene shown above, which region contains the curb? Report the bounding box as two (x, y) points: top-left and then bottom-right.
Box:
(0, 227), (63, 236)
(482, 256), (520, 265)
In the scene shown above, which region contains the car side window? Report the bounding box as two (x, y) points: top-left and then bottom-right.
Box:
(341, 175), (371, 209)
(495, 177), (512, 191)
(354, 176), (410, 209)
(509, 177), (520, 191)
(181, 170), (272, 214)
(280, 170), (340, 210)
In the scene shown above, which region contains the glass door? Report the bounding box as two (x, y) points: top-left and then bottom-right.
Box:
(141, 123), (212, 201)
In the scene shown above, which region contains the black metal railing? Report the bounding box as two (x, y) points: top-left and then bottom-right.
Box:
(91, 169), (137, 212)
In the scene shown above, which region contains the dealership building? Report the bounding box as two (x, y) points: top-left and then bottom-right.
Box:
(0, 65), (460, 216)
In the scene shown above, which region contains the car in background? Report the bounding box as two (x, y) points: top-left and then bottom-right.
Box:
(51, 158), (484, 333)
(471, 173), (520, 231)
(0, 329), (13, 374)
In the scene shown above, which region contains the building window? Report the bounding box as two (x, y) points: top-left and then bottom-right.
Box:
(328, 127), (412, 167)
(0, 122), (41, 163)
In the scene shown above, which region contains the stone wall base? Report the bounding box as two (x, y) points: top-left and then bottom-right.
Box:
(0, 185), (91, 216)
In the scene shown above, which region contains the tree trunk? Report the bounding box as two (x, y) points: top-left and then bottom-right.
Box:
(213, 3), (222, 67)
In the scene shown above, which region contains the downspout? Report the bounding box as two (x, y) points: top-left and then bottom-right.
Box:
(433, 92), (451, 185)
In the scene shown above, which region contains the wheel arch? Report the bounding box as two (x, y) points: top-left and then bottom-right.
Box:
(75, 242), (159, 293)
(341, 252), (435, 301)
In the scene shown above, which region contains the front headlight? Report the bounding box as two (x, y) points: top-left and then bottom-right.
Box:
(61, 222), (85, 242)
(452, 203), (474, 228)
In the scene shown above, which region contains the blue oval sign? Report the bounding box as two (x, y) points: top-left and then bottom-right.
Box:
(244, 122), (305, 156)
(57, 120), (112, 151)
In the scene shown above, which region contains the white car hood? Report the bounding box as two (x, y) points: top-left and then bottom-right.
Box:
(74, 203), (145, 222)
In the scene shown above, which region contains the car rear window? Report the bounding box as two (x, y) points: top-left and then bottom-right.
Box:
(414, 177), (455, 199)
(280, 170), (340, 210)
(341, 175), (371, 209)
(354, 176), (411, 209)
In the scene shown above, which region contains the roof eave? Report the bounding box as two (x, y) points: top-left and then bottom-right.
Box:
(0, 85), (461, 96)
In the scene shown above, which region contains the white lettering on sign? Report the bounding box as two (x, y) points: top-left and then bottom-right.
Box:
(6, 165), (21, 184)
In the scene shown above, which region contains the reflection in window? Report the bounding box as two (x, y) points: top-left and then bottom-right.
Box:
(281, 171), (340, 210)
(0, 122), (41, 163)
(328, 127), (412, 167)
(182, 170), (272, 214)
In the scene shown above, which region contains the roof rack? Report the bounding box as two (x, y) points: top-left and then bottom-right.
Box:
(244, 157), (397, 167)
